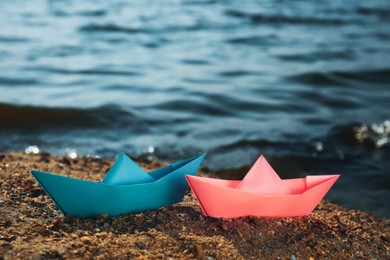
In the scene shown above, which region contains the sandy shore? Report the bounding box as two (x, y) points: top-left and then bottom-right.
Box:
(0, 152), (388, 259)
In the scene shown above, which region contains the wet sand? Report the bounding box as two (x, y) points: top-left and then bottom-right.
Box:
(0, 152), (389, 259)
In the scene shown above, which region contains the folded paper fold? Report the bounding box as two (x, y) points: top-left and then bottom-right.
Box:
(236, 155), (290, 195)
(186, 155), (339, 218)
(32, 153), (205, 218)
(102, 153), (154, 185)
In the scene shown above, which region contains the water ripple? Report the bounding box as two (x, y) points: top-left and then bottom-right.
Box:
(152, 99), (234, 117)
(286, 68), (390, 86)
(227, 35), (280, 46)
(225, 10), (358, 25)
(277, 49), (356, 63)
(80, 24), (144, 34)
(0, 77), (38, 86)
(27, 67), (142, 77)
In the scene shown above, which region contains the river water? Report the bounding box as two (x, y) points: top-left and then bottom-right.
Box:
(0, 0), (389, 218)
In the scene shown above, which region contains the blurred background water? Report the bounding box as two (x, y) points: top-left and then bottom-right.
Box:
(0, 0), (389, 218)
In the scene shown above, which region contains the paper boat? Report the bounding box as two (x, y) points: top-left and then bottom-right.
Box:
(32, 153), (205, 218)
(186, 155), (339, 218)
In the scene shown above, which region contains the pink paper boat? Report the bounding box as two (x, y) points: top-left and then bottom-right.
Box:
(186, 155), (339, 218)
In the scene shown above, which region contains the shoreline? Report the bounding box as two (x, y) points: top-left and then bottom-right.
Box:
(1, 152), (389, 259)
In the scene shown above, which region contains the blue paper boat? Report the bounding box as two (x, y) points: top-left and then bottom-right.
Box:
(31, 153), (206, 218)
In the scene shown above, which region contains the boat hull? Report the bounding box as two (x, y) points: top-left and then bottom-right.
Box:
(32, 154), (205, 218)
(186, 175), (339, 218)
